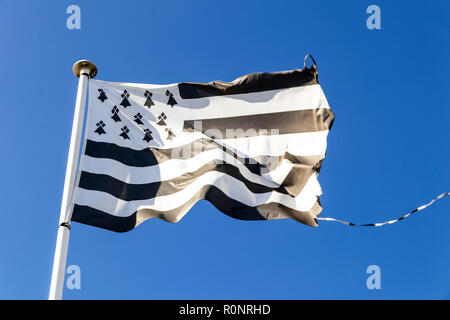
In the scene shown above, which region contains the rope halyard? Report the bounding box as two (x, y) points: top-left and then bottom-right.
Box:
(316, 192), (449, 227)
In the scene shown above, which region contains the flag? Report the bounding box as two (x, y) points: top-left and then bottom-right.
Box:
(70, 65), (335, 232)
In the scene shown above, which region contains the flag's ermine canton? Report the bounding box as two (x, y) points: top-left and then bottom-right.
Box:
(71, 66), (335, 232)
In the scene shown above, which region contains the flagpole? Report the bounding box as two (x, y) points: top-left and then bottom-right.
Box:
(49, 60), (97, 300)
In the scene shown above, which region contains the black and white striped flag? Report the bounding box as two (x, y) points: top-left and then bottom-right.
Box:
(70, 65), (335, 232)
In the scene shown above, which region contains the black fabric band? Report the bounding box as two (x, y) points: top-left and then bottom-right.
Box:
(178, 68), (319, 99)
(59, 222), (71, 230)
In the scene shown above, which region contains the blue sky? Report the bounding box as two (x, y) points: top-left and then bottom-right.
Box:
(0, 0), (448, 299)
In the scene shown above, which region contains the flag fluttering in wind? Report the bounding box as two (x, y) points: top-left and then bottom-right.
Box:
(49, 58), (448, 300)
(70, 65), (335, 232)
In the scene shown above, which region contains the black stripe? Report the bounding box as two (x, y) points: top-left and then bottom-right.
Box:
(72, 205), (137, 233)
(178, 67), (318, 99)
(83, 139), (322, 175)
(71, 185), (267, 233)
(84, 139), (268, 174)
(78, 159), (292, 202)
(85, 140), (159, 167)
(183, 108), (334, 137)
(79, 171), (160, 201)
(71, 188), (322, 233)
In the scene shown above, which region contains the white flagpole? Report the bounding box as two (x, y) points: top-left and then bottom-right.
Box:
(49, 60), (97, 300)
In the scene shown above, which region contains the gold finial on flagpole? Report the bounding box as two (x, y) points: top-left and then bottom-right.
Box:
(72, 60), (97, 79)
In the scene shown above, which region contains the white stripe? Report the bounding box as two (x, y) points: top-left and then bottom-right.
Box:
(86, 129), (329, 160)
(81, 148), (298, 186)
(87, 80), (330, 151)
(218, 130), (329, 158)
(179, 85), (330, 119)
(73, 172), (322, 219)
(91, 79), (329, 117)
